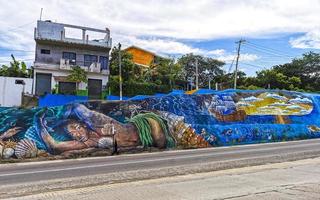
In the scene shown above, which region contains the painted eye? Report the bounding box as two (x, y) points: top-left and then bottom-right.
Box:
(75, 125), (81, 130)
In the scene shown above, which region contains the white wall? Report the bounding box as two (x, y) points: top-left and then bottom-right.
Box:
(0, 77), (33, 107)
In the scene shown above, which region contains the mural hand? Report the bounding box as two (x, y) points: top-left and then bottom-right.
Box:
(11, 127), (23, 132)
(79, 135), (88, 142)
(0, 127), (22, 139)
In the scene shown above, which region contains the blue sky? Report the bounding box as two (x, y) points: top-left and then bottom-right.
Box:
(0, 0), (320, 76)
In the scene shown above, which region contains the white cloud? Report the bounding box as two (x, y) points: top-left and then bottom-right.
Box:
(290, 30), (320, 49)
(1, 0), (320, 39)
(0, 0), (319, 65)
(118, 35), (259, 62)
(206, 49), (226, 56)
(119, 35), (203, 55)
(104, 0), (320, 39)
(212, 53), (259, 63)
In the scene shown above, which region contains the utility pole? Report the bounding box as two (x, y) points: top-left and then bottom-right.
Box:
(195, 57), (199, 90)
(39, 8), (43, 21)
(234, 39), (246, 89)
(204, 69), (211, 90)
(118, 43), (123, 100)
(169, 55), (173, 89)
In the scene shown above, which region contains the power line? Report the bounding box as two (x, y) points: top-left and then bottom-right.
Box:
(239, 62), (265, 70)
(2, 21), (35, 32)
(244, 43), (292, 58)
(243, 44), (294, 59)
(252, 60), (288, 64)
(0, 58), (34, 61)
(0, 48), (34, 52)
(257, 54), (293, 59)
(245, 42), (294, 58)
(246, 41), (294, 57)
(227, 55), (236, 73)
(0, 58), (34, 63)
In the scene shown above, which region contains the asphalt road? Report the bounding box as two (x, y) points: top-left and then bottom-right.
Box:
(15, 158), (320, 200)
(1, 138), (320, 186)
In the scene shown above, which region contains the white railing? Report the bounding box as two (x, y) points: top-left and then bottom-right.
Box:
(60, 59), (71, 70)
(89, 62), (101, 73)
(59, 59), (104, 74)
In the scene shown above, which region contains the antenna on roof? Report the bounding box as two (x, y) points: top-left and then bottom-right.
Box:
(39, 8), (43, 21)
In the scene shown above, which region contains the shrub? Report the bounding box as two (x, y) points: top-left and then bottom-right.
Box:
(108, 80), (170, 96)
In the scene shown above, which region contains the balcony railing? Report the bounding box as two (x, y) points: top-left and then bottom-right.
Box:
(59, 59), (108, 74)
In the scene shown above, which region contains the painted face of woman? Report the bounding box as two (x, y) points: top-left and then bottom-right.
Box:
(67, 122), (89, 142)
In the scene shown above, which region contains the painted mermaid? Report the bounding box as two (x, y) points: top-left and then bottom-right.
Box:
(34, 104), (176, 155)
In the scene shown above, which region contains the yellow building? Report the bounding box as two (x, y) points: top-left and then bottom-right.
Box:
(124, 46), (157, 67)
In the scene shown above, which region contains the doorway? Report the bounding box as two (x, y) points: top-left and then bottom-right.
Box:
(35, 73), (52, 96)
(88, 79), (102, 99)
(58, 82), (77, 95)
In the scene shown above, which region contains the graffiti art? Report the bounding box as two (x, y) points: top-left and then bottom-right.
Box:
(1, 90), (320, 160)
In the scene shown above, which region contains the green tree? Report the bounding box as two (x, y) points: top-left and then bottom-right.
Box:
(67, 66), (87, 90)
(178, 53), (225, 88)
(211, 52), (319, 91)
(0, 65), (9, 76)
(212, 71), (250, 90)
(151, 57), (182, 89)
(270, 52), (320, 91)
(109, 45), (136, 82)
(0, 55), (32, 77)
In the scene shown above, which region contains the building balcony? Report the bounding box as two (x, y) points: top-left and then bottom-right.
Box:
(34, 20), (112, 49)
(34, 59), (109, 75)
(60, 59), (109, 74)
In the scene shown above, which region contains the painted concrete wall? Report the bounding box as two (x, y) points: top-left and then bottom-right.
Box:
(36, 20), (64, 41)
(0, 77), (33, 107)
(1, 90), (320, 160)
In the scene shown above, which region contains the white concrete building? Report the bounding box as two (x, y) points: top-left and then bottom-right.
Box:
(33, 20), (112, 99)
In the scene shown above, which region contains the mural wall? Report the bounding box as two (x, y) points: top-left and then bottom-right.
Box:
(1, 90), (320, 160)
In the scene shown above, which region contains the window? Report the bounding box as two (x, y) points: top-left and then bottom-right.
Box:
(99, 56), (109, 70)
(40, 49), (50, 54)
(84, 55), (98, 67)
(62, 52), (76, 65)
